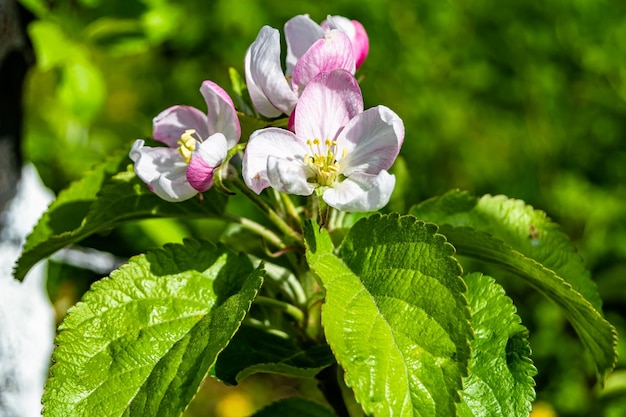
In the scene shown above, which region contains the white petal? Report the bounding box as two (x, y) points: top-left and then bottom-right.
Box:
(322, 170), (395, 212)
(196, 133), (229, 167)
(200, 81), (241, 147)
(337, 106), (404, 176)
(267, 155), (315, 196)
(129, 139), (197, 202)
(284, 14), (325, 76)
(244, 26), (298, 117)
(242, 127), (308, 194)
(321, 15), (356, 38)
(152, 106), (210, 148)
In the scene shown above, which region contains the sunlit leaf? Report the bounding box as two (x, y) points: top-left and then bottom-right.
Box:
(411, 191), (617, 382)
(411, 190), (603, 311)
(305, 214), (472, 417)
(28, 21), (75, 71)
(42, 239), (264, 416)
(458, 273), (536, 417)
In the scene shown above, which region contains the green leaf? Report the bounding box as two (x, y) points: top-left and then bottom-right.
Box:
(251, 398), (337, 417)
(29, 21), (76, 71)
(411, 190), (603, 312)
(42, 239), (264, 416)
(14, 155), (227, 280)
(304, 214), (473, 417)
(24, 151), (126, 251)
(58, 59), (106, 122)
(211, 325), (334, 385)
(458, 273), (536, 417)
(410, 191), (618, 382)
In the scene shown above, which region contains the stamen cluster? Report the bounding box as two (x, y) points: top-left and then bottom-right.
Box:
(305, 138), (343, 187)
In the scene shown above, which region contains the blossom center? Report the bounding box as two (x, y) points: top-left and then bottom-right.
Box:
(177, 129), (201, 164)
(304, 138), (347, 187)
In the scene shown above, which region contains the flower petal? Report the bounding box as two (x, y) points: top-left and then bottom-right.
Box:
(291, 30), (356, 95)
(245, 26), (298, 117)
(322, 170), (395, 212)
(242, 127), (308, 194)
(322, 16), (369, 68)
(200, 81), (241, 147)
(321, 15), (355, 38)
(187, 133), (228, 192)
(129, 139), (197, 202)
(337, 105), (404, 176)
(267, 155), (315, 196)
(284, 14), (325, 76)
(294, 69), (363, 142)
(152, 105), (210, 148)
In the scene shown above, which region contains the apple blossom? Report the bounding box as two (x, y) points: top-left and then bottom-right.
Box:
(245, 15), (361, 118)
(242, 69), (404, 212)
(129, 81), (240, 202)
(320, 15), (369, 68)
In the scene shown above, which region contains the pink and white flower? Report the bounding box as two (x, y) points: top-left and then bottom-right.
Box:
(243, 69), (404, 212)
(129, 81), (240, 202)
(320, 15), (369, 68)
(245, 14), (369, 119)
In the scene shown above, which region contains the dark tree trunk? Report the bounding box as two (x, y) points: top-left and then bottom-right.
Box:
(0, 0), (34, 217)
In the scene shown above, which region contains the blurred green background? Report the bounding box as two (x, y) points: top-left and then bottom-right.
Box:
(17, 0), (626, 415)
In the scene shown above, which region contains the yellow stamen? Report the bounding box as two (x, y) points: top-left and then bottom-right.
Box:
(177, 129), (199, 164)
(304, 137), (345, 187)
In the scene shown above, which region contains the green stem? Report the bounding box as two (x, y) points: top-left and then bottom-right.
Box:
(281, 192), (303, 226)
(224, 213), (285, 249)
(248, 255), (306, 306)
(231, 178), (303, 246)
(243, 317), (290, 339)
(254, 295), (305, 324)
(316, 190), (330, 228)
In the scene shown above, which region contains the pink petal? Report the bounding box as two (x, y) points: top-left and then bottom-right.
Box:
(322, 16), (369, 68)
(351, 20), (369, 68)
(242, 127), (308, 194)
(337, 106), (404, 176)
(294, 69), (363, 142)
(284, 14), (325, 76)
(129, 140), (197, 202)
(187, 133), (229, 192)
(187, 155), (214, 192)
(291, 30), (356, 95)
(200, 81), (241, 147)
(152, 105), (210, 148)
(244, 26), (298, 117)
(322, 170), (395, 212)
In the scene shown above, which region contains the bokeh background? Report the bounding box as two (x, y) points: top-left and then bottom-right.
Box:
(15, 0), (626, 415)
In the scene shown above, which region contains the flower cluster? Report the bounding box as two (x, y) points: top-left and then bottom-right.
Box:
(130, 14), (404, 213)
(130, 81), (240, 202)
